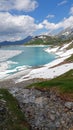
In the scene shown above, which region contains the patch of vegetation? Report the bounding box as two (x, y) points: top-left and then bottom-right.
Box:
(25, 38), (43, 45)
(29, 70), (73, 94)
(0, 89), (30, 130)
(25, 36), (63, 45)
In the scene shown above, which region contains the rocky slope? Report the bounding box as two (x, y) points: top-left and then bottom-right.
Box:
(9, 87), (73, 130)
(0, 69), (73, 130)
(0, 89), (30, 130)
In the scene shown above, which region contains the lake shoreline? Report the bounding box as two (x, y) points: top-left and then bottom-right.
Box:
(0, 45), (55, 79)
(0, 42), (73, 82)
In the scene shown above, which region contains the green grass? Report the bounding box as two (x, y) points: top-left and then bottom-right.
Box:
(25, 38), (44, 45)
(0, 89), (30, 130)
(25, 36), (65, 45)
(28, 70), (73, 94)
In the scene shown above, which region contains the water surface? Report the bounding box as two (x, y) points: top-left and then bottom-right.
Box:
(0, 45), (56, 77)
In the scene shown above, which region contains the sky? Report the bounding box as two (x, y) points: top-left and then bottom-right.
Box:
(0, 0), (73, 42)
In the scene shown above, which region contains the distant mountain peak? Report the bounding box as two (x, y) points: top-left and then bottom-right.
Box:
(57, 27), (73, 39)
(0, 36), (32, 46)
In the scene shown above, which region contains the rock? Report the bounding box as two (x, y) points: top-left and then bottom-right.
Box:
(65, 102), (73, 109)
(49, 114), (55, 121)
(55, 121), (60, 128)
(0, 94), (3, 97)
(61, 120), (65, 125)
(35, 97), (43, 104)
(0, 99), (6, 103)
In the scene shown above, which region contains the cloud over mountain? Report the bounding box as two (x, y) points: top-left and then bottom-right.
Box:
(42, 16), (73, 32)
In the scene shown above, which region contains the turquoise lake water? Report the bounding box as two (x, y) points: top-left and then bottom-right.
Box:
(7, 46), (56, 68)
(0, 46), (56, 76)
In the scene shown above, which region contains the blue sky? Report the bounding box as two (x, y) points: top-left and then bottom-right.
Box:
(30, 0), (71, 22)
(0, 0), (73, 41)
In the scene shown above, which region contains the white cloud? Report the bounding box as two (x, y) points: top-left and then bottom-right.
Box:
(0, 12), (73, 41)
(0, 12), (41, 42)
(70, 6), (73, 15)
(46, 14), (55, 19)
(57, 0), (67, 6)
(42, 16), (73, 32)
(0, 0), (38, 12)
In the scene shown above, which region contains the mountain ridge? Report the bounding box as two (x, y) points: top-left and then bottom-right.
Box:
(0, 36), (32, 46)
(0, 27), (73, 46)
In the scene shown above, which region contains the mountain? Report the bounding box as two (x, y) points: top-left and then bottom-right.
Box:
(0, 27), (73, 46)
(0, 36), (32, 46)
(25, 27), (73, 46)
(25, 35), (64, 45)
(57, 27), (73, 40)
(25, 34), (73, 46)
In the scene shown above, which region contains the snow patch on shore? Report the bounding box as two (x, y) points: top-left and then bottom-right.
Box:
(0, 49), (22, 73)
(0, 61), (18, 72)
(0, 64), (31, 80)
(45, 41), (73, 57)
(0, 50), (22, 62)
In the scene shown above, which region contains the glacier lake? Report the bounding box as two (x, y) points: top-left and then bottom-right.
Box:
(0, 45), (56, 78)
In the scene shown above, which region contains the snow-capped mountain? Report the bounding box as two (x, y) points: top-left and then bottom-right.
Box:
(57, 27), (73, 39)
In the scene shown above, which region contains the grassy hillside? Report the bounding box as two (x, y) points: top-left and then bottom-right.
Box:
(28, 70), (73, 100)
(25, 36), (62, 45)
(25, 35), (73, 46)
